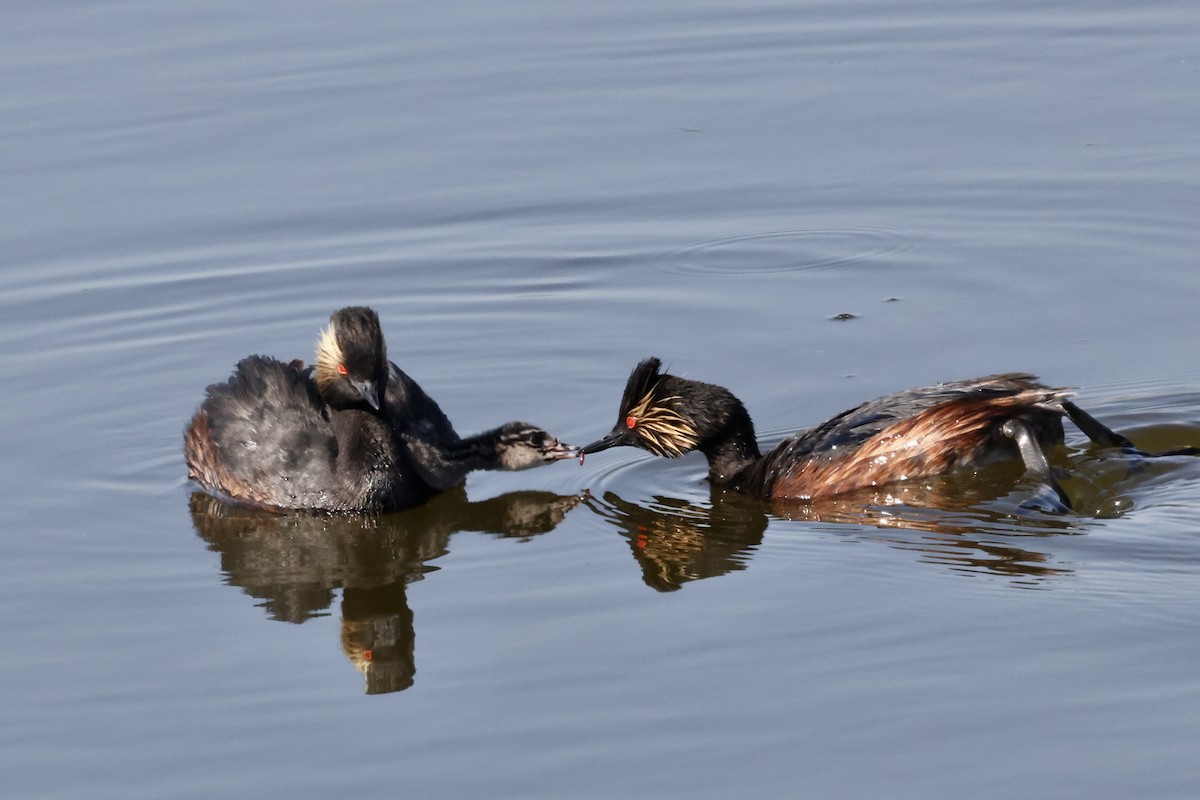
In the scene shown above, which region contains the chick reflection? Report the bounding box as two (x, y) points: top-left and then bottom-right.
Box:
(590, 463), (1083, 590)
(190, 488), (582, 694)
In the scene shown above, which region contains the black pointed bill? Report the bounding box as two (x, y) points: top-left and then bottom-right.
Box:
(350, 379), (381, 411)
(580, 429), (627, 455)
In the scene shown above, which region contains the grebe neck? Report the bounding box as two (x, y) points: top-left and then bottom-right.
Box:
(698, 404), (762, 486)
(397, 426), (522, 491)
(447, 427), (522, 471)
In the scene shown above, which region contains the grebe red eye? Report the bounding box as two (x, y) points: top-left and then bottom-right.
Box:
(337, 363), (348, 376)
(626, 416), (637, 429)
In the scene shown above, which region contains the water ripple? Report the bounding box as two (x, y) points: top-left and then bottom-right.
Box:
(660, 227), (915, 277)
(578, 448), (709, 504)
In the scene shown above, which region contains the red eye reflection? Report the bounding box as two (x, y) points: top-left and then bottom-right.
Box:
(625, 416), (637, 429)
(337, 363), (348, 376)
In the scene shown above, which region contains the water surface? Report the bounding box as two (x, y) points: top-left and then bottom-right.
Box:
(3, 1), (1200, 798)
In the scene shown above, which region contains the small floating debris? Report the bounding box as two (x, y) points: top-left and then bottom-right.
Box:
(831, 312), (857, 321)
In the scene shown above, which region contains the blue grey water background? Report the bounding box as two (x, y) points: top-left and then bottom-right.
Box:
(3, 1), (1200, 797)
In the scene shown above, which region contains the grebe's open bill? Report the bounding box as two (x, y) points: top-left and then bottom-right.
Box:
(580, 429), (627, 455)
(545, 441), (584, 461)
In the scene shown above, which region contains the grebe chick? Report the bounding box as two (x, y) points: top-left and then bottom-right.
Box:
(580, 358), (1132, 505)
(184, 307), (577, 513)
(382, 365), (577, 492)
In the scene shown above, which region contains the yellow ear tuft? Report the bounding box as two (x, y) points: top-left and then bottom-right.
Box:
(314, 323), (344, 392)
(627, 392), (700, 458)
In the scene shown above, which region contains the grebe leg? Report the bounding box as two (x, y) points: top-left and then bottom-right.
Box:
(1001, 419), (1073, 511)
(1063, 400), (1200, 456)
(1062, 400), (1137, 450)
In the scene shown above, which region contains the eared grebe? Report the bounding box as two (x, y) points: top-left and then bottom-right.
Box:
(184, 307), (577, 513)
(580, 357), (1140, 505)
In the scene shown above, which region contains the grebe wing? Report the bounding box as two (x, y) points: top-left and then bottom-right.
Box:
(385, 362), (459, 443)
(766, 373), (1056, 463)
(198, 355), (340, 492)
(383, 362), (473, 491)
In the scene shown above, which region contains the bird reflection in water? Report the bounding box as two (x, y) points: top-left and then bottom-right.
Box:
(587, 460), (1101, 591)
(189, 487), (584, 694)
(586, 490), (767, 592)
(768, 467), (1085, 586)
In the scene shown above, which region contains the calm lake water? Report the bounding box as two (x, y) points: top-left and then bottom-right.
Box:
(3, 0), (1200, 797)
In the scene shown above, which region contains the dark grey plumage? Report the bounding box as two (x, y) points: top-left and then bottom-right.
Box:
(184, 307), (576, 513)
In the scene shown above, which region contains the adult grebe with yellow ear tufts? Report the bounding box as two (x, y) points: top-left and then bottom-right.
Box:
(184, 307), (578, 513)
(580, 357), (1153, 508)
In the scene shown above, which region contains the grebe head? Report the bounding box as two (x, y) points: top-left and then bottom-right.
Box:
(494, 422), (581, 470)
(314, 306), (389, 412)
(581, 357), (711, 458)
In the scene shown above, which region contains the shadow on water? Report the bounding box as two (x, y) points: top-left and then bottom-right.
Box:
(190, 488), (584, 695)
